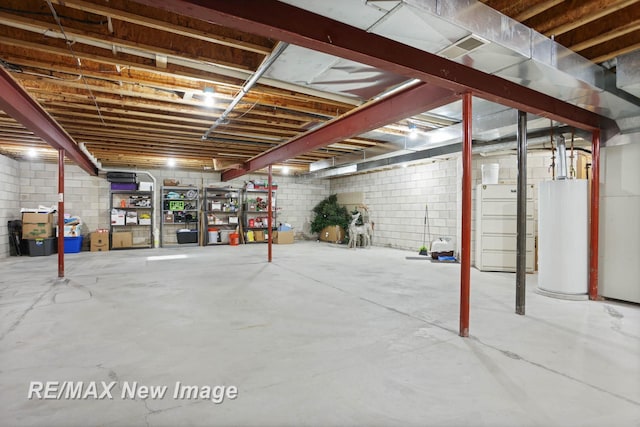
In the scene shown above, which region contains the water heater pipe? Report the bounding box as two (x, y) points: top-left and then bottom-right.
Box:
(556, 135), (568, 180)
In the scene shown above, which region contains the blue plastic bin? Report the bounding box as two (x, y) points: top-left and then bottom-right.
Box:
(63, 236), (83, 253)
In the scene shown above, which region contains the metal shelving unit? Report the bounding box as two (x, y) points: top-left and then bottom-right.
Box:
(160, 186), (200, 247)
(109, 190), (153, 249)
(242, 186), (276, 243)
(203, 187), (240, 245)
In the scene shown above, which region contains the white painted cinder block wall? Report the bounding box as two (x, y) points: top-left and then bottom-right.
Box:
(2, 158), (330, 258)
(330, 157), (460, 251)
(0, 149), (574, 260)
(0, 155), (21, 258)
(329, 151), (558, 257)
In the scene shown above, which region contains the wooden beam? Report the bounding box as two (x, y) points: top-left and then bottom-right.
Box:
(515, 0), (564, 21)
(569, 20), (640, 52)
(0, 11), (257, 72)
(534, 0), (639, 37)
(0, 67), (97, 175)
(50, 0), (272, 55)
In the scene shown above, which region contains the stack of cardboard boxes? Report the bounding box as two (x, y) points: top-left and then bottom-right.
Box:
(22, 212), (56, 256)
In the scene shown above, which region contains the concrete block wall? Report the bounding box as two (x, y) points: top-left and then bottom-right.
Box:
(328, 150), (560, 256)
(19, 162), (109, 237)
(0, 155), (21, 258)
(5, 162), (329, 256)
(330, 157), (460, 251)
(3, 149), (576, 259)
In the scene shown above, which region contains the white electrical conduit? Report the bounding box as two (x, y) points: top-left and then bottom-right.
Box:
(202, 41), (290, 140)
(79, 143), (160, 247)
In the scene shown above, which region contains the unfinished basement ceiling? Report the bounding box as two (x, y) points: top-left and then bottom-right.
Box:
(0, 0), (639, 174)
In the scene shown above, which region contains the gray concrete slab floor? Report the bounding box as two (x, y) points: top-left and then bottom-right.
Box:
(1, 241), (639, 426)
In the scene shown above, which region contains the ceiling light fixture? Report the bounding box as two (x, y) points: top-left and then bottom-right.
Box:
(27, 147), (38, 158)
(203, 87), (215, 107)
(409, 124), (418, 140)
(167, 158), (176, 168)
(281, 166), (290, 175)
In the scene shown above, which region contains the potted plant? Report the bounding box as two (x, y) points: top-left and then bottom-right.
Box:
(310, 194), (350, 243)
(418, 245), (429, 256)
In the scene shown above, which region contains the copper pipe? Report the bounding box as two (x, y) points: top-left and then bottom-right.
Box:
(589, 130), (600, 300)
(58, 149), (65, 278)
(459, 92), (472, 337)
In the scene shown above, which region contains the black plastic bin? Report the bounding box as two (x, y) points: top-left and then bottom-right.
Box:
(176, 230), (198, 244)
(27, 238), (57, 256)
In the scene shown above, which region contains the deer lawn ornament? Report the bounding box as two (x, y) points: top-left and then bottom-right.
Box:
(348, 212), (371, 249)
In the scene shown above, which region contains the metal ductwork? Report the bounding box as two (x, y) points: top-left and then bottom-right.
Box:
(282, 0), (640, 177)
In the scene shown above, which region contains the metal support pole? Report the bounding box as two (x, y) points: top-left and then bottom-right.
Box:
(459, 92), (472, 337)
(58, 149), (65, 278)
(515, 111), (528, 315)
(267, 164), (273, 263)
(589, 129), (601, 300)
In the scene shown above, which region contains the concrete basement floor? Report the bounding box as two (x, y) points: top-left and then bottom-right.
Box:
(0, 241), (638, 427)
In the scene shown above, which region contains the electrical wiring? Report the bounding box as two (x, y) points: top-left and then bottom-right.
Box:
(44, 0), (106, 125)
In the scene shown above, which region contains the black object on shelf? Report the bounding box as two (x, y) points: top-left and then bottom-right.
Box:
(177, 229), (198, 244)
(106, 172), (137, 183)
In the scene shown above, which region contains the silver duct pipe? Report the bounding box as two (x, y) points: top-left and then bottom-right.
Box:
(556, 135), (568, 180)
(203, 42), (290, 140)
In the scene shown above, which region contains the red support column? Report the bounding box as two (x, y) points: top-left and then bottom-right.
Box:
(267, 164), (273, 263)
(58, 149), (65, 278)
(459, 92), (472, 337)
(589, 129), (601, 300)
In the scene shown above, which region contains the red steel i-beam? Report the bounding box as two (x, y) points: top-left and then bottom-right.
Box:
(459, 92), (472, 337)
(0, 67), (97, 176)
(223, 83), (458, 180)
(138, 0), (615, 136)
(58, 149), (65, 278)
(589, 129), (601, 300)
(139, 0), (617, 181)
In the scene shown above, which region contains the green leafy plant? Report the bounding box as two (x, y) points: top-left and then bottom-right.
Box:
(310, 194), (350, 234)
(419, 245), (429, 255)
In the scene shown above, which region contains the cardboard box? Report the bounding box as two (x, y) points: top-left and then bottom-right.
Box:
(64, 224), (80, 237)
(111, 210), (125, 226)
(22, 212), (53, 224)
(126, 211), (138, 224)
(139, 182), (153, 191)
(90, 231), (109, 252)
(253, 230), (265, 242)
(274, 230), (294, 244)
(163, 179), (179, 186)
(112, 232), (133, 248)
(22, 222), (53, 239)
(319, 225), (345, 243)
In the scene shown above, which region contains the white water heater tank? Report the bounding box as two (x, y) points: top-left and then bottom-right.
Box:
(538, 180), (588, 295)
